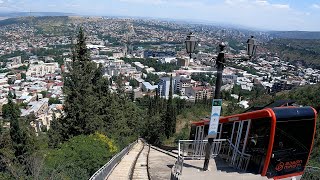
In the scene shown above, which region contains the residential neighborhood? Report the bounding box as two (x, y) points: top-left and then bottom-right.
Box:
(1, 16), (320, 134)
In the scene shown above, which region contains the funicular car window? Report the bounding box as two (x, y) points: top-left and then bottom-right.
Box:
(267, 119), (314, 177)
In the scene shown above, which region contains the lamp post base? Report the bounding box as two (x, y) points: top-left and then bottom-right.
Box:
(203, 138), (213, 171)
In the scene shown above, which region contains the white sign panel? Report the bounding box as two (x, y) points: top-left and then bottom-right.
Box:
(208, 99), (222, 138)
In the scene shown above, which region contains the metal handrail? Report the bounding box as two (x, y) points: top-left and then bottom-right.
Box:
(220, 139), (251, 171)
(178, 139), (226, 159)
(226, 139), (251, 157)
(89, 139), (138, 180)
(173, 138), (252, 178)
(147, 144), (151, 180)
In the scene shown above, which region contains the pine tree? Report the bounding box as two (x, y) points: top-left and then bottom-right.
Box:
(61, 28), (104, 139)
(8, 91), (13, 99)
(60, 28), (114, 140)
(0, 119), (2, 135)
(1, 97), (36, 178)
(154, 88), (160, 113)
(5, 99), (32, 164)
(130, 90), (135, 102)
(164, 75), (176, 138)
(48, 114), (63, 148)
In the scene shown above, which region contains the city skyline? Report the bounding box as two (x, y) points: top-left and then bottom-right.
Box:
(0, 0), (320, 31)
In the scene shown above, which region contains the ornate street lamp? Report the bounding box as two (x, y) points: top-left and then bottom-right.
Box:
(185, 32), (197, 58)
(203, 41), (226, 171)
(247, 36), (258, 59)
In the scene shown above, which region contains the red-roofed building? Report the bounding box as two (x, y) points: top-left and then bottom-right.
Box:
(61, 65), (65, 73)
(55, 82), (64, 86)
(47, 83), (54, 89)
(45, 74), (56, 80)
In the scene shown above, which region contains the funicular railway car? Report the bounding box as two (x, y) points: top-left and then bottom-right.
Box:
(189, 106), (317, 179)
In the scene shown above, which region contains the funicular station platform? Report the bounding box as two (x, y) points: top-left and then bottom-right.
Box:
(171, 101), (317, 180)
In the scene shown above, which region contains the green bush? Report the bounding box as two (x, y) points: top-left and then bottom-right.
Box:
(42, 133), (118, 179)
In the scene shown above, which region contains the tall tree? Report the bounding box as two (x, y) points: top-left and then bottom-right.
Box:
(61, 28), (104, 139)
(0, 119), (2, 135)
(3, 99), (35, 172)
(8, 91), (13, 100)
(8, 99), (24, 159)
(48, 114), (63, 148)
(164, 75), (176, 138)
(59, 28), (114, 141)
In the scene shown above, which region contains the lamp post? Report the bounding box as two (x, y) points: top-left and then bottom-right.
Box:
(247, 36), (258, 60)
(184, 33), (257, 171)
(203, 42), (226, 171)
(185, 32), (197, 59)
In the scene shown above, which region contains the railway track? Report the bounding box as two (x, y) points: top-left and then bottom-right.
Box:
(129, 140), (151, 180)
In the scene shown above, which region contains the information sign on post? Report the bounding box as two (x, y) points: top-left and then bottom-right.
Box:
(208, 99), (222, 138)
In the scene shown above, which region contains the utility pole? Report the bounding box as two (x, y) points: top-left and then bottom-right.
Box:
(203, 42), (226, 171)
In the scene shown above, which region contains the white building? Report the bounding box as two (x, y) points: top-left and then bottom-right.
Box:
(159, 57), (177, 64)
(6, 56), (22, 69)
(26, 62), (59, 77)
(142, 82), (158, 92)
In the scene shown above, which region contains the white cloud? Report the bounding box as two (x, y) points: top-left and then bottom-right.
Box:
(228, 0), (290, 9)
(222, 0), (290, 11)
(0, 0), (20, 10)
(225, 0), (248, 5)
(112, 0), (312, 30)
(171, 1), (205, 8)
(255, 0), (268, 6)
(0, 0), (318, 31)
(116, 0), (205, 8)
(69, 4), (80, 7)
(48, 4), (57, 7)
(117, 0), (166, 5)
(312, 4), (320, 9)
(272, 4), (290, 9)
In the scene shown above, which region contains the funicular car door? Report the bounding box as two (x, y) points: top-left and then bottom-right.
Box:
(245, 117), (272, 174)
(266, 118), (315, 178)
(266, 107), (316, 178)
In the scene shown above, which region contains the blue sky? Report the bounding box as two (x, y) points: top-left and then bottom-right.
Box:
(1, 0), (320, 31)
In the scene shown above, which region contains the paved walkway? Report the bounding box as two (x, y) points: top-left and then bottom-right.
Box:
(180, 158), (268, 180)
(107, 140), (143, 180)
(148, 146), (176, 180)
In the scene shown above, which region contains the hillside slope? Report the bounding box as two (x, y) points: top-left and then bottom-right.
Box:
(270, 31), (320, 39)
(267, 85), (320, 167)
(266, 38), (320, 68)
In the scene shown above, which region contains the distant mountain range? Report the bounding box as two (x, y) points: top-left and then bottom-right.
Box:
(0, 16), (72, 27)
(0, 12), (75, 18)
(1, 13), (320, 40)
(269, 31), (320, 40)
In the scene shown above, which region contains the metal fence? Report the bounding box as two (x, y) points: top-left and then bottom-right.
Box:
(89, 139), (138, 180)
(178, 139), (226, 159)
(177, 139), (250, 172)
(219, 139), (251, 172)
(171, 139), (226, 180)
(302, 166), (320, 180)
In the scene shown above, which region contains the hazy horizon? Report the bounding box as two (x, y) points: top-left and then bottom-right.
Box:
(1, 0), (320, 31)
